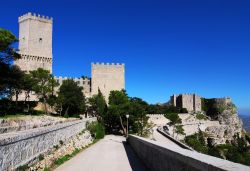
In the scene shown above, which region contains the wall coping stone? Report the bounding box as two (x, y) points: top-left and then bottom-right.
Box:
(0, 118), (95, 146)
(128, 135), (250, 171)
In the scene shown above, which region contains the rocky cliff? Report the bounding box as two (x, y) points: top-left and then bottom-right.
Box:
(204, 99), (244, 145)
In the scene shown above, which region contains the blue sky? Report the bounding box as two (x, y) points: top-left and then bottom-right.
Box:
(1, 0), (250, 111)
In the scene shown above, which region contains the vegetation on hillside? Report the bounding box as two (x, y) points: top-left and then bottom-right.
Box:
(185, 131), (250, 166)
(201, 98), (237, 119)
(164, 113), (185, 137)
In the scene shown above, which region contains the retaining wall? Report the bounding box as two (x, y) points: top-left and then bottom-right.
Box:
(127, 135), (250, 171)
(0, 118), (96, 171)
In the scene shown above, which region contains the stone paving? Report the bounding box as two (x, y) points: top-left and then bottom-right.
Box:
(55, 135), (147, 171)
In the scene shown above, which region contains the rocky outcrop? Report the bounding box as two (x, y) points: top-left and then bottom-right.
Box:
(205, 106), (243, 144)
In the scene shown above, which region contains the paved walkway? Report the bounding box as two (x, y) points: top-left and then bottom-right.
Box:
(152, 127), (182, 149)
(55, 135), (147, 171)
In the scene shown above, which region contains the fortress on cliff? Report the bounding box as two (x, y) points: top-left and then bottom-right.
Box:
(14, 13), (125, 100)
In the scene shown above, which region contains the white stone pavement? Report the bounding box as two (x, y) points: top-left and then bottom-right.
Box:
(55, 135), (147, 171)
(152, 127), (182, 149)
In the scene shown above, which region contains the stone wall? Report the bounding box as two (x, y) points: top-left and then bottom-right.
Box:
(16, 12), (53, 72)
(91, 63), (125, 102)
(171, 94), (202, 113)
(54, 76), (91, 98)
(128, 135), (249, 171)
(0, 118), (96, 171)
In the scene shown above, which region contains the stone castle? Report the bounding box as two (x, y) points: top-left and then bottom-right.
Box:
(170, 94), (233, 113)
(14, 13), (125, 100)
(15, 13), (53, 72)
(171, 94), (202, 112)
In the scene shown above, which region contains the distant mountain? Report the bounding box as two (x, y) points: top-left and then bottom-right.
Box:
(239, 114), (250, 132)
(239, 108), (250, 116)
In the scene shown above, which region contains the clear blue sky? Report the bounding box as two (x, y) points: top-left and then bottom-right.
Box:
(1, 0), (250, 110)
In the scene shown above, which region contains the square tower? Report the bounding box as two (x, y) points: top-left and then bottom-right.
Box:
(91, 63), (125, 102)
(15, 12), (53, 72)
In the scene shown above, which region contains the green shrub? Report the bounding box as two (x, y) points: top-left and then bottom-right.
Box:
(54, 155), (71, 165)
(71, 148), (80, 156)
(185, 132), (208, 154)
(53, 145), (59, 150)
(43, 168), (51, 171)
(38, 154), (44, 161)
(87, 121), (105, 139)
(196, 113), (207, 120)
(59, 140), (64, 145)
(17, 164), (29, 171)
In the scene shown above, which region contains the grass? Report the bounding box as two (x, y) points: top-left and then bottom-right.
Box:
(43, 168), (51, 171)
(0, 114), (28, 119)
(51, 139), (100, 170)
(0, 113), (45, 119)
(54, 154), (71, 165)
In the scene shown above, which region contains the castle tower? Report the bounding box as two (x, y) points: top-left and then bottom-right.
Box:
(91, 63), (125, 102)
(15, 12), (53, 72)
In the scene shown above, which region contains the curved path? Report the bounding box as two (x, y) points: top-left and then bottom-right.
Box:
(152, 127), (182, 149)
(55, 135), (147, 171)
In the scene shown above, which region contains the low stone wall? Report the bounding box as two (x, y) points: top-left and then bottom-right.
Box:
(157, 128), (193, 150)
(0, 118), (96, 171)
(128, 135), (250, 171)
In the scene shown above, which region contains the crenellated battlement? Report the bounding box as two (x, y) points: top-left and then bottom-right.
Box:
(18, 12), (53, 23)
(91, 62), (125, 66)
(54, 76), (90, 81)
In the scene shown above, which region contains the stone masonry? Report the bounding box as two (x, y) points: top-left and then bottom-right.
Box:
(0, 118), (96, 171)
(54, 76), (91, 98)
(13, 13), (126, 101)
(91, 63), (125, 102)
(15, 13), (53, 72)
(171, 94), (202, 112)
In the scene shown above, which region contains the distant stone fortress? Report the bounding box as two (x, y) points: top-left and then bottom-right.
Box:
(14, 13), (125, 100)
(170, 94), (232, 113)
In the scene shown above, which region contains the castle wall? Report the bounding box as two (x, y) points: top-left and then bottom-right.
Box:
(91, 63), (125, 102)
(54, 77), (91, 98)
(15, 13), (53, 72)
(171, 94), (202, 113)
(15, 55), (52, 73)
(193, 94), (202, 112)
(181, 94), (194, 112)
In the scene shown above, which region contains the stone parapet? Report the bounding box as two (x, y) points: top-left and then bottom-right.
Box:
(128, 135), (250, 171)
(0, 118), (96, 171)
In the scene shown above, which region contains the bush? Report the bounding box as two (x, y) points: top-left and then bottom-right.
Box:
(54, 155), (71, 165)
(38, 154), (44, 161)
(87, 121), (105, 139)
(180, 108), (188, 113)
(185, 132), (208, 154)
(43, 168), (51, 171)
(196, 113), (207, 120)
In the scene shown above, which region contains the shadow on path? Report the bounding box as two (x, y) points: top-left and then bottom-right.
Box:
(122, 141), (149, 171)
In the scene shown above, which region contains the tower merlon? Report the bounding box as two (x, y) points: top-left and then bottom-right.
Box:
(91, 62), (125, 66)
(18, 12), (53, 23)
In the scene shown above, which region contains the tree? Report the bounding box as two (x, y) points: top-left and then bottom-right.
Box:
(10, 66), (25, 103)
(88, 89), (107, 121)
(30, 68), (57, 114)
(165, 113), (182, 137)
(175, 125), (185, 138)
(129, 97), (152, 137)
(107, 90), (129, 135)
(58, 79), (86, 117)
(0, 28), (21, 97)
(0, 28), (20, 64)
